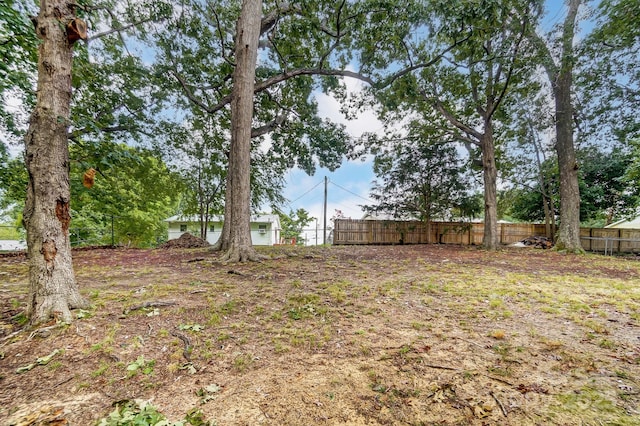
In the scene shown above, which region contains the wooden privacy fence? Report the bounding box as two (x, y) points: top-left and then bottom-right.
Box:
(580, 228), (640, 255)
(333, 219), (640, 254)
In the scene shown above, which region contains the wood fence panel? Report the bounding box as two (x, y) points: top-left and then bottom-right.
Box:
(334, 219), (640, 253)
(621, 229), (640, 253)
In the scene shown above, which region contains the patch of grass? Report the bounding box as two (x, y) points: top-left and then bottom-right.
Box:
(47, 360), (63, 371)
(488, 298), (504, 309)
(553, 386), (637, 424)
(91, 362), (110, 377)
(580, 319), (609, 334)
(90, 324), (119, 354)
(287, 293), (321, 320)
(232, 352), (255, 373)
(13, 312), (28, 326)
(598, 339), (617, 350)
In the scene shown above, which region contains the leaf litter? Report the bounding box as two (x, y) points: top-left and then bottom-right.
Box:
(0, 244), (639, 425)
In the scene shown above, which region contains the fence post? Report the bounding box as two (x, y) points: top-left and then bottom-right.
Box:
(111, 215), (115, 247)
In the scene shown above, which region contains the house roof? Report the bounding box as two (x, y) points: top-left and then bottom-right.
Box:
(604, 214), (640, 229)
(165, 214), (281, 228)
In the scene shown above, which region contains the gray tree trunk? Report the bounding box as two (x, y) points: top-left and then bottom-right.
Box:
(481, 124), (499, 250)
(552, 0), (583, 252)
(221, 0), (266, 262)
(23, 0), (89, 325)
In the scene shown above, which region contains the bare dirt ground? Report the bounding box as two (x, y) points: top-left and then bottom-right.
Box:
(1, 244), (639, 425)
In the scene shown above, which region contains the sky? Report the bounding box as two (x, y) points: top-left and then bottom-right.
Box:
(280, 77), (382, 237)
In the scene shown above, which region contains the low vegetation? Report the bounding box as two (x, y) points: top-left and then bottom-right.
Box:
(0, 245), (639, 425)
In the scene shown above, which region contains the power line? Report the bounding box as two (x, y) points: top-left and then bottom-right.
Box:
(288, 179), (324, 204)
(329, 180), (374, 204)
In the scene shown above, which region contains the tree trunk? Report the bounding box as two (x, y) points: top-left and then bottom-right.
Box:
(481, 126), (499, 250)
(23, 0), (89, 325)
(553, 0), (583, 253)
(553, 74), (582, 252)
(221, 0), (266, 262)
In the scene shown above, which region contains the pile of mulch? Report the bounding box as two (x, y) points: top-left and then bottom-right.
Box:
(159, 233), (210, 249)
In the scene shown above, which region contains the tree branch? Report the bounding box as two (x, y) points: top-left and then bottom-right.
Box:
(423, 82), (482, 143)
(251, 115), (287, 138)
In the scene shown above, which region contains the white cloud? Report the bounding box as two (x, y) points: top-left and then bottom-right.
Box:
(281, 77), (386, 241)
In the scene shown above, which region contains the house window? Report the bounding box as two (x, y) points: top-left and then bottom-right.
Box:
(258, 224), (267, 234)
(180, 224), (187, 232)
(209, 225), (215, 232)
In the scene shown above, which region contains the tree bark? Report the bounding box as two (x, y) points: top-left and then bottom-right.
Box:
(553, 75), (582, 251)
(23, 0), (89, 325)
(481, 124), (499, 250)
(552, 0), (583, 253)
(221, 0), (266, 262)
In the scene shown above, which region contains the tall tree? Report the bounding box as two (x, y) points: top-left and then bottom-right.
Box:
(360, 0), (537, 249)
(13, 0), (172, 324)
(0, 0), (38, 140)
(71, 143), (183, 247)
(276, 208), (313, 244)
(503, 94), (558, 239)
(223, 0), (263, 261)
(147, 0), (374, 261)
(528, 0), (583, 252)
(23, 0), (90, 324)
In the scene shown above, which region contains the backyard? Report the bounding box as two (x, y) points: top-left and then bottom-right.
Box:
(0, 244), (639, 425)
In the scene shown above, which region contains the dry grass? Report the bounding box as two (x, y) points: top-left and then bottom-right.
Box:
(1, 245), (639, 425)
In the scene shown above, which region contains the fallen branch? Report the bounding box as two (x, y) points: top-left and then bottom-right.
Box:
(28, 323), (66, 340)
(123, 301), (177, 315)
(485, 374), (515, 387)
(0, 328), (26, 347)
(490, 391), (508, 417)
(16, 348), (62, 373)
(422, 363), (460, 371)
(171, 329), (192, 362)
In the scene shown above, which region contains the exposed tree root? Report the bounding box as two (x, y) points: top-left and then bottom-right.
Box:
(28, 293), (90, 326)
(552, 243), (585, 255)
(221, 245), (269, 263)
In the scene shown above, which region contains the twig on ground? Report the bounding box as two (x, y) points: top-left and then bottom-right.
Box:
(123, 301), (177, 314)
(453, 336), (487, 349)
(171, 329), (192, 362)
(0, 328), (26, 346)
(258, 404), (270, 419)
(28, 324), (65, 340)
(423, 363), (460, 371)
(55, 375), (74, 387)
(485, 374), (515, 387)
(490, 391), (508, 417)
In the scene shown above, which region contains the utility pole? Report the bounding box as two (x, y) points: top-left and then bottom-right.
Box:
(323, 176), (328, 245)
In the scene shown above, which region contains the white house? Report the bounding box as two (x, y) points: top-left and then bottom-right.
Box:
(605, 214), (640, 229)
(165, 214), (282, 246)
